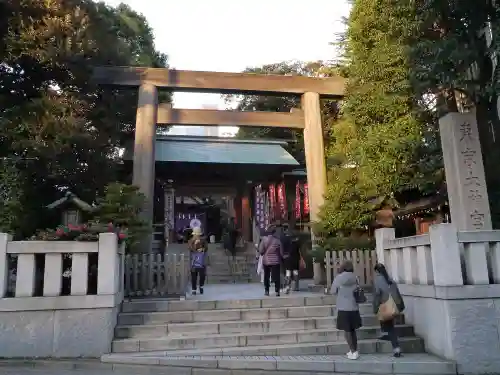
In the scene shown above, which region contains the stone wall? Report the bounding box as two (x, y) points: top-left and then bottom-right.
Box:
(375, 224), (500, 374)
(400, 284), (500, 374)
(0, 299), (118, 357)
(0, 233), (124, 358)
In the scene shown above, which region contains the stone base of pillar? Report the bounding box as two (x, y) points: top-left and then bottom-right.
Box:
(400, 284), (500, 374)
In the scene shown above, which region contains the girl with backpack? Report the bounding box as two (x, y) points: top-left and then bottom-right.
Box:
(188, 227), (208, 295)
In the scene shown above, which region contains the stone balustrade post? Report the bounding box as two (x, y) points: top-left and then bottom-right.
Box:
(374, 228), (395, 267)
(0, 233), (10, 298)
(97, 233), (120, 296)
(429, 223), (463, 286)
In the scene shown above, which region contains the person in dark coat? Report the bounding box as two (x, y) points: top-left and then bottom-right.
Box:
(282, 228), (301, 293)
(373, 263), (404, 357)
(188, 227), (208, 295)
(259, 225), (284, 296)
(223, 217), (238, 256)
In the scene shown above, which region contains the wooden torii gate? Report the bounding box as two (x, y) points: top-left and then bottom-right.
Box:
(92, 67), (346, 250)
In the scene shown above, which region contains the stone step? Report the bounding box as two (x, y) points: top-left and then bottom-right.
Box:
(207, 279), (255, 284)
(121, 294), (337, 313)
(118, 303), (375, 325)
(207, 274), (255, 279)
(101, 353), (456, 375)
(111, 325), (416, 352)
(107, 336), (424, 357)
(115, 315), (405, 338)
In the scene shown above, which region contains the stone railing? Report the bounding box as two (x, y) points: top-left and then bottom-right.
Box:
(375, 223), (500, 374)
(0, 232), (124, 358)
(376, 223), (500, 286)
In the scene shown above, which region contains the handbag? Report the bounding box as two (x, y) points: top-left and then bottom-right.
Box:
(353, 277), (367, 304)
(298, 250), (306, 270)
(256, 255), (264, 276)
(377, 294), (400, 321)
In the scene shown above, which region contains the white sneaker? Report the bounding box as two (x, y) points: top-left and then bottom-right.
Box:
(346, 351), (353, 359)
(347, 351), (359, 360)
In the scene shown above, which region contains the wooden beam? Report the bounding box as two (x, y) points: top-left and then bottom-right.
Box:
(92, 66), (346, 98)
(156, 106), (304, 129)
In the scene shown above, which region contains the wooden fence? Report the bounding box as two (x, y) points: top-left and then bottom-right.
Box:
(325, 249), (377, 291)
(124, 253), (189, 298)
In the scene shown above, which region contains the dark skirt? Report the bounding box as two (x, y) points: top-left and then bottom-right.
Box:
(336, 310), (362, 332)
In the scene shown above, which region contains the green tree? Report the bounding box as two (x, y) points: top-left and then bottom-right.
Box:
(320, 0), (442, 233)
(0, 0), (169, 238)
(0, 160), (23, 234)
(224, 61), (341, 164)
(92, 183), (149, 252)
(410, 0), (500, 227)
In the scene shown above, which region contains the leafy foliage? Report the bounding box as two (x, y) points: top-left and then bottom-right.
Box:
(224, 61), (341, 163)
(0, 161), (23, 233)
(92, 183), (149, 252)
(32, 222), (127, 243)
(31, 183), (147, 250)
(0, 0), (169, 238)
(410, 0), (500, 228)
(320, 0), (443, 233)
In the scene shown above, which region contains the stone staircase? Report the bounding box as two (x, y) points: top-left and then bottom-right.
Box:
(102, 289), (457, 374)
(206, 243), (257, 284)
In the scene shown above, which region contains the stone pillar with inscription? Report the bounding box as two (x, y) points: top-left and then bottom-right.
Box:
(439, 110), (492, 231)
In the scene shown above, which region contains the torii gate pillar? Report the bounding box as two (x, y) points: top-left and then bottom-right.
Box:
(302, 92), (327, 224)
(133, 83), (158, 252)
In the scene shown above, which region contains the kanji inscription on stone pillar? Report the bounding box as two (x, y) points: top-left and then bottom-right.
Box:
(439, 110), (492, 230)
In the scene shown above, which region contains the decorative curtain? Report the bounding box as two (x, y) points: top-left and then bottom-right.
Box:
(295, 181), (301, 219)
(254, 185), (266, 231)
(174, 212), (206, 232)
(303, 183), (310, 216)
(264, 190), (270, 230)
(269, 184), (277, 221)
(164, 187), (175, 238)
(277, 182), (287, 221)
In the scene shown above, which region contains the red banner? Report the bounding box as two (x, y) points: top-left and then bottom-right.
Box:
(295, 181), (301, 219)
(268, 184), (276, 221)
(303, 183), (310, 216)
(277, 182), (287, 221)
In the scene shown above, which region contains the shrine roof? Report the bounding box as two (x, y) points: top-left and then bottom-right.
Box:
(124, 135), (300, 166)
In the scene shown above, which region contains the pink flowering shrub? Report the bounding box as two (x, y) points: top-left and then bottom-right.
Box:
(32, 222), (128, 243)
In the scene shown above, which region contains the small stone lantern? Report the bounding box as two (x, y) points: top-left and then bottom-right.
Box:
(46, 191), (95, 226)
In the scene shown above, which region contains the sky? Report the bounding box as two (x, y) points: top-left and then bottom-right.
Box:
(100, 0), (350, 134)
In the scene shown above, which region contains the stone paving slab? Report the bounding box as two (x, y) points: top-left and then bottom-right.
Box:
(111, 324), (416, 352)
(117, 303), (375, 326)
(114, 314), (405, 338)
(121, 292), (342, 313)
(1, 353), (458, 374)
(106, 336), (424, 357)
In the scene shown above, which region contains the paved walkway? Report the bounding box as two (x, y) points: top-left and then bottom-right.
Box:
(1, 353), (456, 375)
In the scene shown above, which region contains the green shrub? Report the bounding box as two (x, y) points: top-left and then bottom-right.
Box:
(91, 183), (149, 252)
(30, 183), (149, 253)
